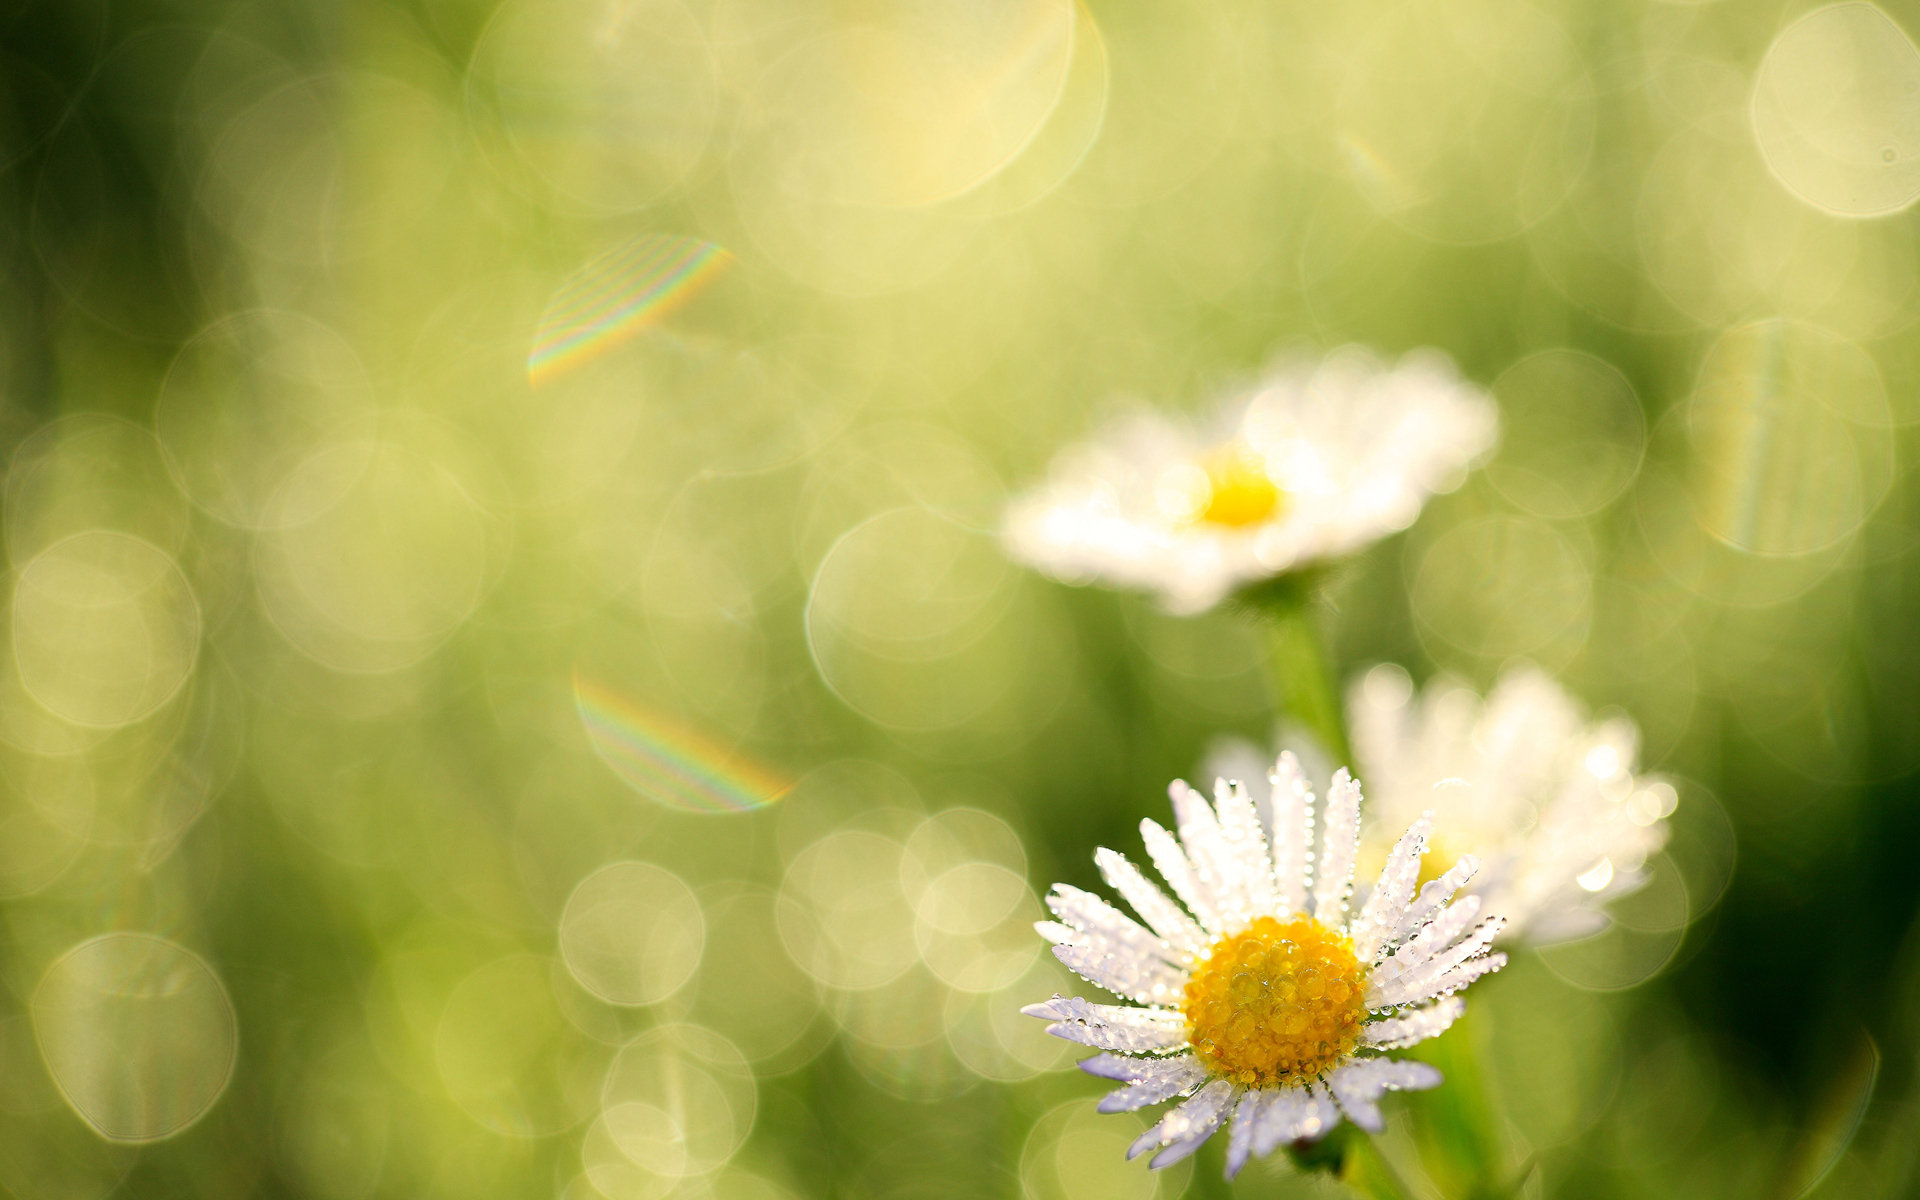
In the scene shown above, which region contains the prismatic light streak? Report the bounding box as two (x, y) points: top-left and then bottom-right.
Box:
(572, 671), (790, 814)
(527, 236), (733, 387)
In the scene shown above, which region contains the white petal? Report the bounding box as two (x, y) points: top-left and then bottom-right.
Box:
(1392, 952), (1508, 1008)
(1092, 1056), (1212, 1112)
(1361, 996), (1464, 1049)
(1397, 894), (1484, 970)
(1225, 1090), (1261, 1179)
(1047, 884), (1185, 966)
(1252, 1084), (1341, 1155)
(1341, 663), (1678, 944)
(1034, 920), (1078, 945)
(1304, 1085), (1342, 1141)
(1214, 778), (1278, 921)
(1079, 1050), (1203, 1082)
(1368, 916), (1505, 1010)
(1365, 894), (1481, 1007)
(1269, 752), (1314, 916)
(1313, 770), (1362, 927)
(1022, 995), (1189, 1053)
(1141, 817), (1225, 935)
(1350, 812), (1433, 963)
(1249, 1089), (1296, 1158)
(1327, 1058), (1442, 1132)
(1127, 1124), (1163, 1162)
(1095, 848), (1209, 958)
(1524, 906), (1609, 945)
(1244, 1089), (1281, 1158)
(1391, 854), (1479, 944)
(1053, 943), (1188, 1007)
(999, 351), (1497, 610)
(1139, 1080), (1237, 1168)
(1169, 780), (1250, 932)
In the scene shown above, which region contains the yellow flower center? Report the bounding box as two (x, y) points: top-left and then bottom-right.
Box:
(1182, 915), (1368, 1088)
(1198, 446), (1285, 528)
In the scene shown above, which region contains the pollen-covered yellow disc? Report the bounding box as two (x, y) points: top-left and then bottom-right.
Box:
(1182, 915), (1368, 1088)
(1198, 446), (1284, 528)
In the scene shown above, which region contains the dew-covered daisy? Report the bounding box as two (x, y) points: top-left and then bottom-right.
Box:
(1348, 663), (1678, 944)
(1003, 348), (1497, 614)
(1023, 755), (1506, 1176)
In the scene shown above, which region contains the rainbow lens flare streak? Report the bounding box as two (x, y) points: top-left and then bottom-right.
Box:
(527, 235), (733, 386)
(572, 673), (790, 814)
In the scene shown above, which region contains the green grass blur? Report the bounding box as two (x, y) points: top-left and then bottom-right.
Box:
(0, 0), (1918, 1197)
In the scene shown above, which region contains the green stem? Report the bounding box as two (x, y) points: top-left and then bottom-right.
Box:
(1342, 1132), (1422, 1200)
(1282, 1124), (1414, 1200)
(1256, 591), (1352, 771)
(1404, 1007), (1521, 1200)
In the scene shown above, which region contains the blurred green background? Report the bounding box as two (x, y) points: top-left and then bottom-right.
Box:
(0, 0), (1917, 1196)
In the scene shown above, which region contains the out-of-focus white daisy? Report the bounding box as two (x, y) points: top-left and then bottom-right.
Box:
(1348, 663), (1679, 944)
(1023, 754), (1506, 1177)
(1003, 348), (1497, 614)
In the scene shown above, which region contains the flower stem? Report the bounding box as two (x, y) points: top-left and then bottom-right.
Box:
(1283, 1124), (1414, 1200)
(1249, 580), (1352, 770)
(1341, 1133), (1421, 1200)
(1402, 1011), (1513, 1199)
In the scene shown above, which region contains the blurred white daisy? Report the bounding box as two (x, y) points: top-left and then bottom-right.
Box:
(1003, 347), (1497, 614)
(1023, 754), (1506, 1177)
(1347, 663), (1679, 944)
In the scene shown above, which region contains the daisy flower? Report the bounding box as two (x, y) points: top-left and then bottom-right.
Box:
(1003, 347), (1497, 614)
(1023, 754), (1506, 1177)
(1348, 663), (1678, 944)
